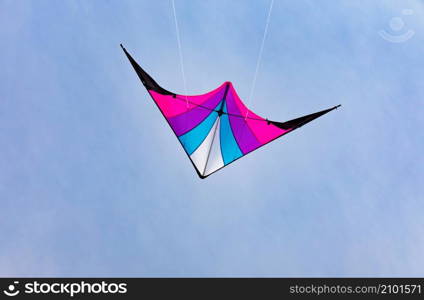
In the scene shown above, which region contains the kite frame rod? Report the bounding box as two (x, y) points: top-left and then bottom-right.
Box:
(172, 94), (341, 123)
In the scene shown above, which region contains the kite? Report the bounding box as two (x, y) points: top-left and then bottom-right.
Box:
(121, 44), (340, 179)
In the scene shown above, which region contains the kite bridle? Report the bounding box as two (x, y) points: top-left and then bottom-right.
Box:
(170, 0), (275, 119)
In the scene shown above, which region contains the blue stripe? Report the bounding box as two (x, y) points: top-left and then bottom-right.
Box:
(220, 103), (243, 165)
(178, 103), (220, 155)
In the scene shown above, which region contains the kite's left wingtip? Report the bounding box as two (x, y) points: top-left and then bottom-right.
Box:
(120, 43), (125, 50)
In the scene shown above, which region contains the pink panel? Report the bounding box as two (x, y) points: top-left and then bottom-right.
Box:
(149, 91), (193, 118)
(149, 83), (227, 119)
(228, 83), (290, 144)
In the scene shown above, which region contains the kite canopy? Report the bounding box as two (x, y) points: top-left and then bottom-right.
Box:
(121, 45), (340, 178)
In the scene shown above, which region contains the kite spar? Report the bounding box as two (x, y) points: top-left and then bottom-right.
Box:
(121, 44), (340, 178)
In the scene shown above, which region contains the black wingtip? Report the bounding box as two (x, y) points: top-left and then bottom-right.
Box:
(120, 44), (125, 51)
(269, 104), (341, 130)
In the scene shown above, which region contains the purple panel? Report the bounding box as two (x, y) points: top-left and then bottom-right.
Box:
(225, 89), (261, 154)
(168, 86), (226, 136)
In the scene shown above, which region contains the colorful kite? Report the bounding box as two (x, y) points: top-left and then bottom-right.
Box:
(121, 45), (340, 178)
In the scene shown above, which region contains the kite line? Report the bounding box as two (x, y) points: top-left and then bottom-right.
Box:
(171, 0), (189, 107)
(245, 0), (274, 120)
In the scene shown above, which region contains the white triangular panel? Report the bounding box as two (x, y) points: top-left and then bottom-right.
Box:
(189, 118), (219, 175)
(204, 118), (224, 176)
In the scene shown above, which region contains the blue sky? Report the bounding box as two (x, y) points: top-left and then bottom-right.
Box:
(0, 0), (423, 276)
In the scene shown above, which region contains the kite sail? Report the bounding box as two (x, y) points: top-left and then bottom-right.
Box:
(121, 44), (340, 179)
